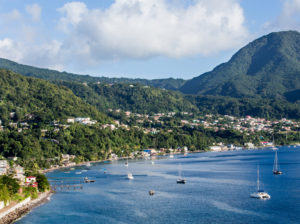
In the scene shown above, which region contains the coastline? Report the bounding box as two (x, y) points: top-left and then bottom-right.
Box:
(41, 150), (206, 174)
(41, 144), (299, 174)
(0, 191), (52, 224)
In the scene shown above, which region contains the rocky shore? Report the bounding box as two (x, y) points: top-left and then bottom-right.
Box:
(0, 192), (52, 224)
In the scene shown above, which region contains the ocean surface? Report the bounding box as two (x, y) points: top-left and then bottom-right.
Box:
(17, 146), (300, 224)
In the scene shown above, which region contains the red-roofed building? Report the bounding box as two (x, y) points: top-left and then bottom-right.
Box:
(25, 176), (38, 188)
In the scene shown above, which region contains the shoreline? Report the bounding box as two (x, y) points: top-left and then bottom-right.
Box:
(41, 150), (206, 174)
(0, 191), (52, 224)
(41, 144), (300, 174)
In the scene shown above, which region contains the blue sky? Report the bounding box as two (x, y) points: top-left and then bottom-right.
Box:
(0, 0), (299, 79)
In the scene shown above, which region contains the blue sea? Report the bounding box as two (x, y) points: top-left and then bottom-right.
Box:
(17, 146), (300, 224)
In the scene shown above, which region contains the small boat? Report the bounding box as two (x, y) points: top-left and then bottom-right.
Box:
(177, 179), (186, 184)
(251, 166), (270, 199)
(273, 150), (282, 175)
(86, 162), (91, 167)
(75, 172), (82, 174)
(169, 154), (174, 158)
(149, 190), (155, 196)
(151, 161), (155, 165)
(127, 173), (134, 180)
(176, 163), (186, 184)
(84, 177), (95, 183)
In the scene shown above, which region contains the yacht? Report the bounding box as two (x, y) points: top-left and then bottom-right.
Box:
(149, 190), (155, 196)
(176, 163), (186, 184)
(273, 150), (282, 175)
(127, 173), (134, 180)
(251, 166), (270, 199)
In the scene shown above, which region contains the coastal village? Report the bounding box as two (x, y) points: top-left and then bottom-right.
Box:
(0, 110), (299, 218)
(1, 110), (299, 154)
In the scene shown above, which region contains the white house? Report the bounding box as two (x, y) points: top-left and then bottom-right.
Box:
(0, 160), (8, 175)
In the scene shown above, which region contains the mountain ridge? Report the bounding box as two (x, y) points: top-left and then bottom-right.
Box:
(180, 30), (300, 102)
(0, 58), (186, 90)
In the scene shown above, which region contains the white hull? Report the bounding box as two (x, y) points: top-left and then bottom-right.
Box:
(250, 192), (271, 199)
(127, 173), (134, 180)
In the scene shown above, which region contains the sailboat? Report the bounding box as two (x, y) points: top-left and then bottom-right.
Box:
(127, 173), (134, 180)
(125, 158), (129, 167)
(250, 166), (270, 199)
(176, 163), (186, 184)
(273, 150), (282, 175)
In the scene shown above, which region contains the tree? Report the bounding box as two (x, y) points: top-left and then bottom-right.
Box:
(0, 175), (20, 195)
(36, 174), (50, 192)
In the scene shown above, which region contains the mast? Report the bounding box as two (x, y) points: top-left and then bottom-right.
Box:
(178, 163), (182, 179)
(273, 151), (278, 171)
(257, 165), (260, 192)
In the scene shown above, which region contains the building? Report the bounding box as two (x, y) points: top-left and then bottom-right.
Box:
(13, 165), (26, 184)
(25, 176), (38, 188)
(0, 160), (9, 175)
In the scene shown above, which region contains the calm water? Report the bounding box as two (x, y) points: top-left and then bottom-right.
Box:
(17, 146), (300, 224)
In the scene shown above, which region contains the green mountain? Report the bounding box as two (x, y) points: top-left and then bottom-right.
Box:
(0, 58), (186, 90)
(180, 31), (300, 102)
(0, 69), (108, 124)
(56, 81), (198, 114)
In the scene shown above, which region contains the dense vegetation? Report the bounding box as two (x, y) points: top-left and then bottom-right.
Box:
(0, 174), (49, 204)
(0, 122), (275, 169)
(188, 95), (300, 119)
(0, 58), (185, 90)
(180, 31), (300, 102)
(56, 81), (198, 114)
(55, 81), (300, 119)
(0, 69), (109, 125)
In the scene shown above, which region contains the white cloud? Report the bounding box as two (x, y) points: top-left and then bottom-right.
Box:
(58, 0), (248, 63)
(0, 37), (64, 71)
(26, 3), (41, 22)
(6, 9), (22, 21)
(0, 38), (24, 61)
(0, 0), (249, 74)
(57, 2), (88, 32)
(265, 0), (300, 31)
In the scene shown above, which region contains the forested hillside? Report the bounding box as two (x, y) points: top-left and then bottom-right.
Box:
(0, 69), (109, 124)
(0, 58), (185, 90)
(56, 81), (198, 114)
(180, 31), (300, 102)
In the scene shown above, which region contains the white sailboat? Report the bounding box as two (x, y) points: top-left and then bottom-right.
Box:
(127, 173), (134, 180)
(273, 150), (282, 175)
(176, 163), (186, 184)
(250, 166), (270, 199)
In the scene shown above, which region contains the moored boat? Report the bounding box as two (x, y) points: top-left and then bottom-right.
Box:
(273, 150), (282, 175)
(127, 173), (134, 180)
(251, 166), (270, 200)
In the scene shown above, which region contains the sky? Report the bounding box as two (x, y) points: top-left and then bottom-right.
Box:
(0, 0), (299, 79)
